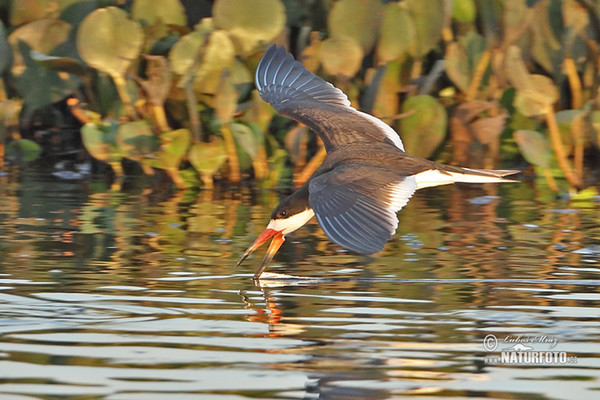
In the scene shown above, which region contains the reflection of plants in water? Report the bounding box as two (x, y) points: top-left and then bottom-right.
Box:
(1, 1), (600, 192)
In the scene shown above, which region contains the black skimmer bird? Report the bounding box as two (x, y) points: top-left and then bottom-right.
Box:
(236, 45), (518, 280)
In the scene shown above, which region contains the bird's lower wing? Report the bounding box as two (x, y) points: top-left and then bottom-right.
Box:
(308, 166), (416, 254)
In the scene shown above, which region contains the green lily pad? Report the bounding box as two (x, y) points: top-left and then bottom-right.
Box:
(405, 0), (444, 58)
(329, 0), (383, 54)
(377, 3), (416, 64)
(504, 45), (533, 92)
(214, 72), (239, 123)
(318, 36), (363, 77)
(132, 0), (187, 26)
(116, 120), (158, 161)
(445, 42), (470, 93)
(157, 128), (192, 169)
(10, 0), (52, 26)
(169, 28), (210, 76)
(77, 6), (144, 79)
(400, 95), (447, 158)
(189, 138), (228, 179)
(81, 120), (121, 163)
(231, 122), (258, 159)
(5, 139), (42, 162)
(513, 129), (553, 168)
(8, 18), (71, 75)
(213, 0), (285, 55)
(452, 0), (476, 22)
(15, 41), (76, 117)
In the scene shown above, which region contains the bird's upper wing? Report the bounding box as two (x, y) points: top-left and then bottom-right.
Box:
(308, 165), (416, 254)
(255, 45), (405, 152)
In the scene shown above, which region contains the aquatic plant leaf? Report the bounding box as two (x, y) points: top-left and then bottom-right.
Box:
(116, 120), (158, 161)
(590, 111), (600, 149)
(5, 139), (42, 162)
(513, 130), (552, 168)
(452, 100), (507, 146)
(0, 22), (11, 75)
(200, 30), (237, 83)
(400, 95), (447, 158)
(132, 0), (187, 26)
(29, 51), (87, 76)
(318, 36), (363, 78)
(8, 18), (71, 75)
(504, 46), (533, 91)
(329, 0), (383, 54)
(555, 110), (582, 154)
(563, 0), (590, 37)
(189, 139), (228, 179)
(213, 0), (285, 55)
(169, 28), (209, 76)
(157, 128), (192, 169)
(524, 74), (559, 106)
(9, 0), (51, 26)
(0, 99), (22, 141)
(452, 0), (476, 22)
(14, 42), (75, 117)
(371, 61), (401, 122)
(445, 42), (470, 93)
(513, 91), (545, 117)
(284, 125), (309, 165)
(81, 120), (121, 163)
(244, 89), (275, 132)
(514, 75), (558, 117)
(231, 122), (258, 159)
(77, 7), (144, 78)
(377, 3), (416, 64)
(405, 0), (444, 58)
(214, 73), (238, 124)
(529, 1), (561, 73)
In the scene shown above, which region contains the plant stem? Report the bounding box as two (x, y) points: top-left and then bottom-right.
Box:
(542, 168), (559, 192)
(572, 113), (585, 182)
(564, 57), (582, 109)
(111, 74), (136, 117)
(252, 146), (268, 180)
(466, 50), (491, 100)
(295, 143), (327, 187)
(221, 123), (240, 184)
(545, 105), (582, 189)
(152, 105), (170, 133)
(201, 174), (214, 189)
(184, 82), (203, 142)
(166, 167), (188, 189)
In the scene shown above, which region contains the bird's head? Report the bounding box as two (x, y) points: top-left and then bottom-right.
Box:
(235, 194), (315, 278)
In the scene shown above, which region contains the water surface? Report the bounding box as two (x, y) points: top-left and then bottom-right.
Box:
(0, 165), (599, 399)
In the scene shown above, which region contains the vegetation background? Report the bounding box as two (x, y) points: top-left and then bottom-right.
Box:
(0, 0), (599, 194)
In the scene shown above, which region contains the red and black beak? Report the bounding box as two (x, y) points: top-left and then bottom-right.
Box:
(235, 228), (285, 280)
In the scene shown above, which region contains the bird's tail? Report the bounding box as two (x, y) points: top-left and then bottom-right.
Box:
(414, 167), (520, 189)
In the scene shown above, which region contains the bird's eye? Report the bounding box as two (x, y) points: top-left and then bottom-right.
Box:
(280, 210), (287, 218)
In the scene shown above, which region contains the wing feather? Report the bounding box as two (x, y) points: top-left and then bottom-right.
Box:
(255, 45), (404, 152)
(309, 166), (417, 254)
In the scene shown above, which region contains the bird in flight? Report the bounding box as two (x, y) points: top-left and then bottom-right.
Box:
(236, 45), (518, 280)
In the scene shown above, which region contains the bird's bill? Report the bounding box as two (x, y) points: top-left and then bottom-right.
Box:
(235, 228), (286, 278)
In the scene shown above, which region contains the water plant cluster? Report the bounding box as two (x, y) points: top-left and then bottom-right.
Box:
(0, 0), (599, 192)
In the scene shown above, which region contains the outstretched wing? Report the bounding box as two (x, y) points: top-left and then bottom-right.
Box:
(308, 165), (416, 254)
(255, 45), (405, 152)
